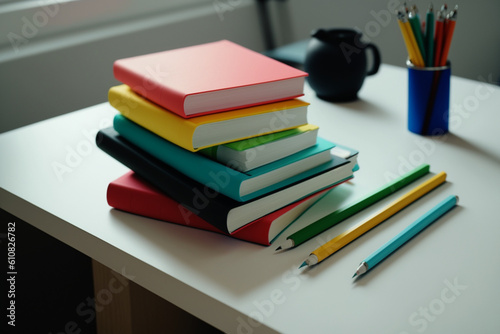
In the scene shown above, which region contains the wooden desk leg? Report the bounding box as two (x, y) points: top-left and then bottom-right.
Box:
(91, 259), (221, 334)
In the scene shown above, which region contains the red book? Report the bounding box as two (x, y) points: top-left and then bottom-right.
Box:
(107, 172), (341, 246)
(113, 40), (308, 118)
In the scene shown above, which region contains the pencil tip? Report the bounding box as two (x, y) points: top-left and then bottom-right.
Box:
(352, 273), (358, 278)
(275, 246), (282, 251)
(298, 261), (307, 269)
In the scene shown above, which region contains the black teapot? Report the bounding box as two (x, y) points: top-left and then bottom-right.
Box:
(304, 28), (381, 102)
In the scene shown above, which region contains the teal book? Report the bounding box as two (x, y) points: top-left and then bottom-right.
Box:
(330, 144), (360, 172)
(113, 114), (337, 202)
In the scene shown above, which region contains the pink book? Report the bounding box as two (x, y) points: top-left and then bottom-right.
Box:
(113, 40), (308, 118)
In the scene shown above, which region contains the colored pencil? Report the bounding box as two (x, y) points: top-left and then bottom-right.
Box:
(276, 164), (430, 251)
(439, 5), (458, 66)
(425, 4), (435, 67)
(353, 195), (458, 278)
(409, 6), (427, 64)
(299, 172), (447, 268)
(433, 6), (446, 66)
(397, 3), (457, 68)
(397, 10), (425, 67)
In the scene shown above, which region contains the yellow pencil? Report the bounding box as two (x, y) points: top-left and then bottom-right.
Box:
(404, 20), (425, 67)
(397, 10), (425, 67)
(299, 172), (447, 268)
(397, 11), (419, 66)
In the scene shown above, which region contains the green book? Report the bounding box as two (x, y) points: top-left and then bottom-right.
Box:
(199, 124), (319, 171)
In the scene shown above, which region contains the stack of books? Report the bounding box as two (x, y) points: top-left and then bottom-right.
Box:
(96, 40), (359, 245)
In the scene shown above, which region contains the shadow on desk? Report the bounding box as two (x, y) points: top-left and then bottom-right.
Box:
(351, 205), (463, 286)
(434, 132), (500, 166)
(107, 185), (356, 297)
(299, 181), (457, 282)
(329, 97), (393, 118)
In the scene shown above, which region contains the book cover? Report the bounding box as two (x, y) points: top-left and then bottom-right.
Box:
(96, 127), (354, 233)
(113, 114), (334, 202)
(108, 84), (309, 152)
(113, 40), (308, 117)
(107, 172), (337, 245)
(200, 124), (319, 171)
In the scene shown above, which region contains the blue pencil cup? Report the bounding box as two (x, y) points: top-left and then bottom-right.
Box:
(407, 61), (451, 135)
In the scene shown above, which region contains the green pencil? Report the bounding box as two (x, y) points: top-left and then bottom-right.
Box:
(275, 164), (431, 251)
(408, 6), (426, 65)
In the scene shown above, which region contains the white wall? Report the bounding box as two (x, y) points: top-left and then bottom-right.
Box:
(1, 0), (498, 133)
(269, 0), (500, 84)
(0, 0), (264, 133)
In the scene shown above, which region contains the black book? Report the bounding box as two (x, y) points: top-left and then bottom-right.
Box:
(96, 127), (354, 234)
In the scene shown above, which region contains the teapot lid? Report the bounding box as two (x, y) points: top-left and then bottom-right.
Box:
(311, 28), (363, 43)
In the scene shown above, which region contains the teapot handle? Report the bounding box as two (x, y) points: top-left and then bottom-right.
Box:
(365, 43), (381, 76)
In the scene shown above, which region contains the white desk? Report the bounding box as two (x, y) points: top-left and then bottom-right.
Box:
(1, 64), (500, 334)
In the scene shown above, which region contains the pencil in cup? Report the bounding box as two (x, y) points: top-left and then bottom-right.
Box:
(408, 6), (427, 65)
(424, 4), (435, 67)
(433, 7), (446, 67)
(439, 5), (457, 66)
(407, 60), (451, 135)
(300, 172), (447, 268)
(397, 10), (425, 67)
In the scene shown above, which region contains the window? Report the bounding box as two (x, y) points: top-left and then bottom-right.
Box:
(0, 0), (209, 56)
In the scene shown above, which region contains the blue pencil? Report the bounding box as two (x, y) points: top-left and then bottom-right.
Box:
(353, 195), (458, 278)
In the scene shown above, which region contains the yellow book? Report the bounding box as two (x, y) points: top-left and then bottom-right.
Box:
(108, 85), (310, 152)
